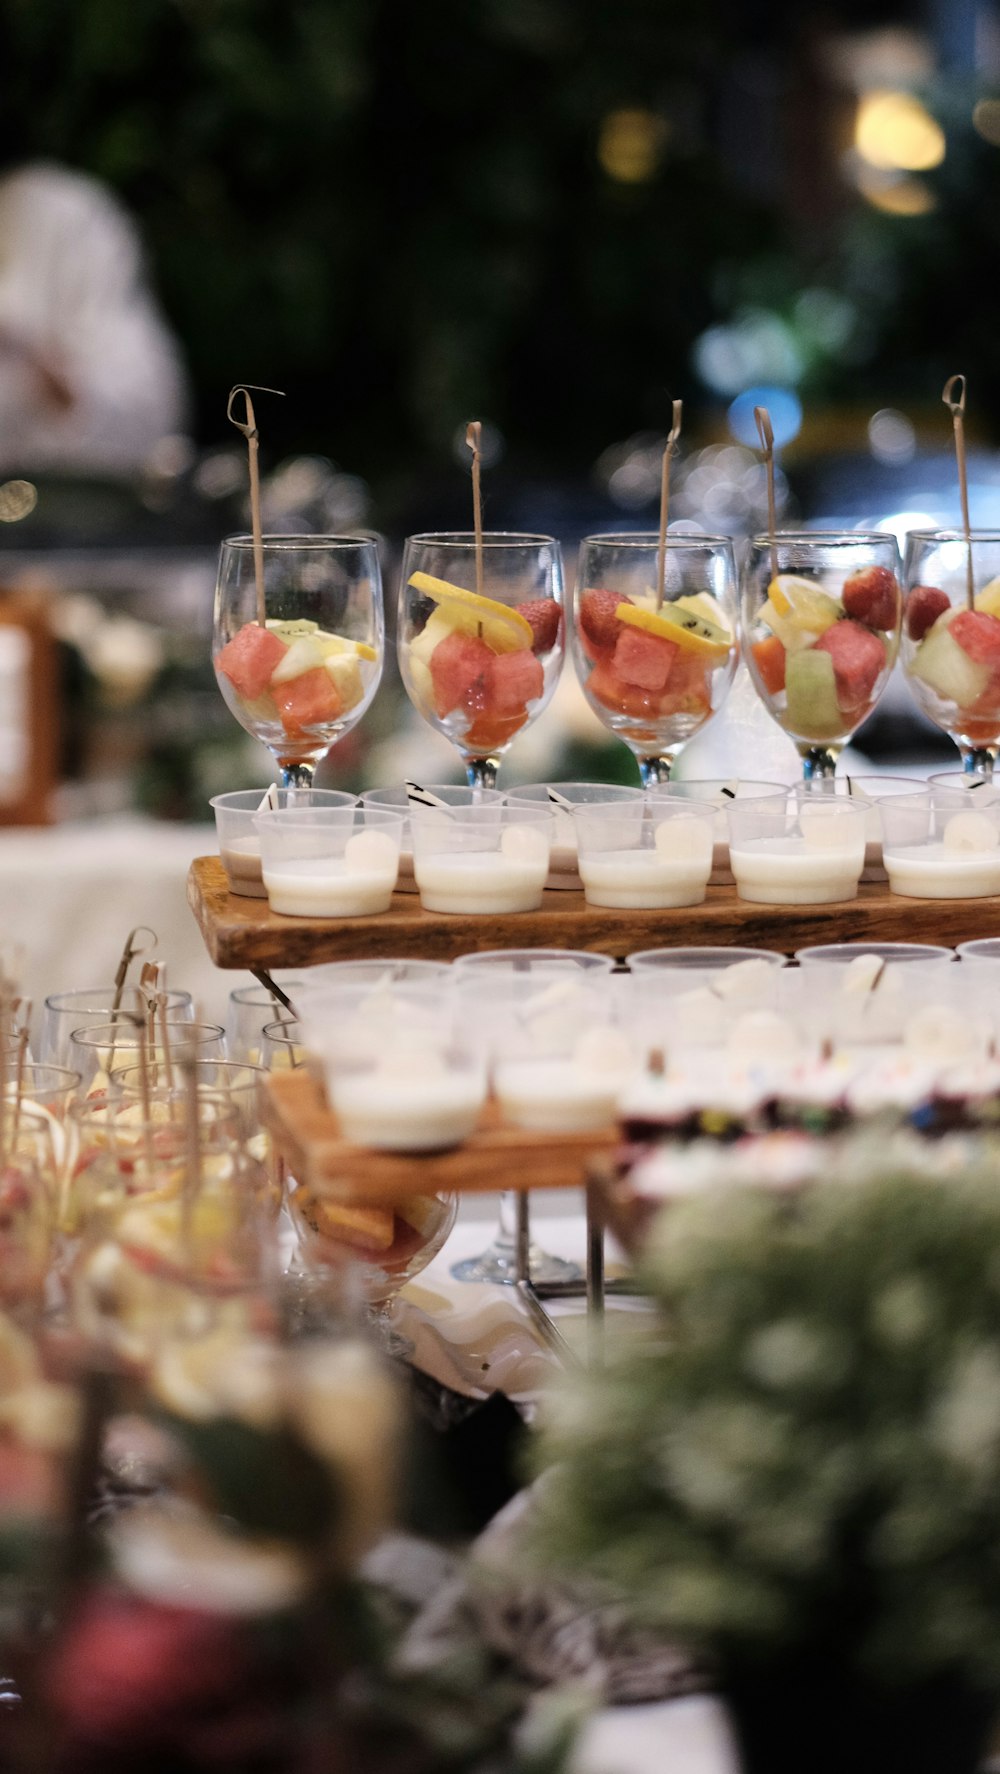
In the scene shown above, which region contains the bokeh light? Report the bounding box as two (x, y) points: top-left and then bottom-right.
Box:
(597, 109), (668, 183)
(973, 98), (1000, 146)
(855, 90), (945, 172)
(727, 387), (803, 451)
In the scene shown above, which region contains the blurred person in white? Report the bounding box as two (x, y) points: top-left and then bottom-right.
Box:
(0, 161), (189, 478)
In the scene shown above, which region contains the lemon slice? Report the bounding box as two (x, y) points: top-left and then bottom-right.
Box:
(615, 601), (732, 663)
(408, 570), (533, 653)
(766, 575), (842, 632)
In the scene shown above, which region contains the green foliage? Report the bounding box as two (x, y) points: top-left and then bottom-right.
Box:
(534, 1146), (1000, 1688)
(0, 0), (762, 479)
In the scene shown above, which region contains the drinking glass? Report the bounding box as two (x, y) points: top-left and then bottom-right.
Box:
(397, 532), (565, 791)
(40, 987), (194, 1067)
(741, 531), (902, 780)
(213, 534), (384, 789)
(227, 980), (306, 1061)
(902, 531), (1000, 779)
(449, 949), (616, 1286)
(572, 533), (738, 786)
(69, 1018), (226, 1095)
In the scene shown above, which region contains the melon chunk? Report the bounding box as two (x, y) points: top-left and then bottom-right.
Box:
(429, 630), (493, 718)
(911, 624), (992, 707)
(214, 624), (288, 700)
(785, 648), (841, 738)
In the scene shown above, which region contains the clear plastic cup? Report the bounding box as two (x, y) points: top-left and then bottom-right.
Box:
(795, 941), (955, 967)
(728, 789), (867, 906)
(255, 806), (404, 918)
(452, 948), (615, 975)
(929, 770), (1000, 805)
(301, 983), (486, 1151)
(211, 788), (357, 898)
(647, 779), (787, 882)
(456, 969), (630, 1134)
(361, 783), (503, 893)
(796, 775), (934, 882)
(957, 938), (1000, 963)
(627, 945), (786, 973)
(880, 788), (1000, 899)
(504, 783), (643, 889)
(410, 804), (553, 915)
(573, 796), (716, 909)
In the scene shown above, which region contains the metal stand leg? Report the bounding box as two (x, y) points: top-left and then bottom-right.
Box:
(513, 1190), (578, 1364)
(586, 1179), (605, 1366)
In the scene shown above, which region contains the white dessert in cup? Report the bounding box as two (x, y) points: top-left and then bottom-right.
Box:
(263, 829), (400, 917)
(884, 807), (1000, 899)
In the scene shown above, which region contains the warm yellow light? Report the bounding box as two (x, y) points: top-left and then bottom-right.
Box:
(857, 169), (936, 215)
(855, 90), (945, 172)
(973, 97), (1000, 146)
(597, 109), (668, 184)
(0, 481), (37, 523)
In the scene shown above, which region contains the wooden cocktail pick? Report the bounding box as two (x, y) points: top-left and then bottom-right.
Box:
(10, 1006), (30, 1144)
(227, 384), (286, 629)
(180, 1054), (202, 1270)
(110, 925), (157, 1017)
(754, 405), (779, 582)
(943, 374), (975, 610)
(655, 399), (683, 611)
(466, 420), (485, 602)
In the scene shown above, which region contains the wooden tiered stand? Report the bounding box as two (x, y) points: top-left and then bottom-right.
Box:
(188, 855), (996, 1356)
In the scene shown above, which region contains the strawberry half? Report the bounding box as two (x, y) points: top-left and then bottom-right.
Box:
(516, 598), (562, 654)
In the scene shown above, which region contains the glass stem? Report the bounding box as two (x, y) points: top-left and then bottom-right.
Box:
(279, 761), (315, 790)
(800, 746), (840, 781)
(960, 746), (996, 781)
(638, 756), (673, 787)
(465, 756), (499, 794)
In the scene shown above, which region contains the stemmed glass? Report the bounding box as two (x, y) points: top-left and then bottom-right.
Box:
(571, 533), (738, 787)
(741, 531), (902, 780)
(902, 530), (1000, 780)
(213, 534), (384, 789)
(397, 533), (565, 791)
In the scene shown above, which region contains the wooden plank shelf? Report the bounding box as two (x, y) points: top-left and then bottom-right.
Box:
(188, 854), (1000, 970)
(262, 1067), (615, 1203)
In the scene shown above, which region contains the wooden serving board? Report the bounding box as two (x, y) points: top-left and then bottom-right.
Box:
(262, 1068), (616, 1203)
(189, 854), (1000, 969)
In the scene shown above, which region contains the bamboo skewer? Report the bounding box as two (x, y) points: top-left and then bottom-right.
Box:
(754, 405), (779, 582)
(655, 400), (683, 611)
(466, 421), (485, 603)
(227, 384), (286, 630)
(943, 374), (975, 610)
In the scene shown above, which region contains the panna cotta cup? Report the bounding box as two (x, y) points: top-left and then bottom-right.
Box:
(361, 783), (503, 893)
(255, 806), (404, 918)
(410, 804), (554, 915)
(455, 969), (629, 1134)
(646, 779), (788, 882)
(211, 788), (357, 898)
(881, 788), (1000, 899)
(794, 775), (932, 881)
(504, 782), (643, 889)
(728, 789), (867, 905)
(572, 796), (717, 909)
(928, 770), (1000, 805)
(301, 984), (487, 1152)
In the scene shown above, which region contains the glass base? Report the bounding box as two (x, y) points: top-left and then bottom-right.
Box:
(958, 745), (997, 780)
(451, 1241), (582, 1286)
(799, 745), (841, 781)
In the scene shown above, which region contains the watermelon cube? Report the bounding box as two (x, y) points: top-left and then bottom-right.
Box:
(589, 658), (661, 720)
(487, 649), (544, 716)
(428, 630), (493, 718)
(214, 623), (288, 700)
(949, 609), (1000, 666)
(613, 626), (679, 692)
(464, 712), (526, 754)
(813, 621), (886, 713)
(274, 667), (342, 733)
(658, 648), (711, 716)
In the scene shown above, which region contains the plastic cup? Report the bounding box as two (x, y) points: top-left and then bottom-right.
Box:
(880, 788), (1000, 899)
(254, 806), (404, 918)
(647, 779), (787, 882)
(573, 797), (716, 909)
(361, 783), (503, 893)
(456, 969), (630, 1134)
(211, 788), (357, 898)
(728, 789), (867, 906)
(410, 804), (553, 915)
(504, 783), (643, 889)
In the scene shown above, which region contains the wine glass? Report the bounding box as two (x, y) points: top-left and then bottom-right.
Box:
(397, 533), (565, 791)
(902, 530), (1000, 780)
(572, 533), (738, 787)
(213, 534), (384, 789)
(741, 531), (902, 781)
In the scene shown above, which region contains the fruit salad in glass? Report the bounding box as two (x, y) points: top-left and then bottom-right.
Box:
(398, 534), (564, 790)
(572, 534), (738, 785)
(902, 531), (1000, 779)
(213, 535), (384, 788)
(742, 532), (902, 779)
